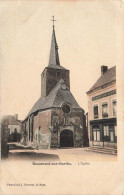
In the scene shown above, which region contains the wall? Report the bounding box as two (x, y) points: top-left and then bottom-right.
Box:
(87, 82), (117, 148)
(32, 110), (51, 149)
(88, 82), (116, 121)
(51, 108), (87, 148)
(22, 107), (87, 149)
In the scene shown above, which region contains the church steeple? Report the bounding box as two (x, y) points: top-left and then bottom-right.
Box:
(41, 16), (70, 98)
(48, 16), (60, 66)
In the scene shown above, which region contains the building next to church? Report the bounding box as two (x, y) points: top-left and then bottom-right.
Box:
(22, 20), (87, 149)
(1, 114), (22, 158)
(1, 114), (22, 143)
(87, 65), (117, 149)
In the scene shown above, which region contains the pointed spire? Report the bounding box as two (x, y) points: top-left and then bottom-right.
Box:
(48, 16), (60, 67)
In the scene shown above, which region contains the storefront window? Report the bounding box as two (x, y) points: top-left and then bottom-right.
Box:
(97, 131), (100, 141)
(93, 131), (96, 141)
(110, 131), (114, 142)
(114, 126), (117, 143)
(115, 126), (117, 136)
(103, 125), (117, 143)
(103, 126), (109, 141)
(109, 126), (114, 142)
(93, 125), (100, 141)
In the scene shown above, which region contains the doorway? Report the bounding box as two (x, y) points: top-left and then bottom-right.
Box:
(60, 130), (74, 147)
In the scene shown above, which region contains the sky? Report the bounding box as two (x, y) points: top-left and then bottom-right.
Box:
(0, 0), (123, 120)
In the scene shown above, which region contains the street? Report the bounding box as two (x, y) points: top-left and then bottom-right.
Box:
(5, 142), (117, 162)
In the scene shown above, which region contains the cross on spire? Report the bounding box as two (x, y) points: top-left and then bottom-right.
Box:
(49, 16), (60, 66)
(51, 15), (56, 28)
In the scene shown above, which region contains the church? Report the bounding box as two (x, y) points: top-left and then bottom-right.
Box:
(22, 18), (87, 149)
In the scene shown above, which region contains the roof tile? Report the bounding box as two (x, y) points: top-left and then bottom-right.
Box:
(87, 66), (116, 93)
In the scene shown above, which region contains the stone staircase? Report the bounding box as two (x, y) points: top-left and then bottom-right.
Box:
(85, 146), (117, 155)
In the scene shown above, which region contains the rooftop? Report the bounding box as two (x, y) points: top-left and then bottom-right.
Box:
(24, 79), (82, 121)
(87, 66), (116, 94)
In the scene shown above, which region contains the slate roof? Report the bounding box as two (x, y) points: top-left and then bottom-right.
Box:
(24, 79), (82, 121)
(87, 66), (116, 93)
(49, 27), (60, 66)
(48, 25), (68, 71)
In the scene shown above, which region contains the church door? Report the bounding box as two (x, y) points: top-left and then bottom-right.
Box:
(60, 130), (74, 147)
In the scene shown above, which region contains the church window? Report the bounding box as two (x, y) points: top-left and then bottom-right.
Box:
(62, 103), (71, 114)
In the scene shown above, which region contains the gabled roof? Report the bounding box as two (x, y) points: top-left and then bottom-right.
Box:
(24, 79), (82, 121)
(87, 66), (116, 94)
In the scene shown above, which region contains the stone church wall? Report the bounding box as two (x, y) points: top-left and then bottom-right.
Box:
(22, 108), (87, 149)
(32, 110), (51, 149)
(50, 108), (86, 148)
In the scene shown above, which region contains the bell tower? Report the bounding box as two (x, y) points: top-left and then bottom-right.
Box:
(41, 16), (70, 98)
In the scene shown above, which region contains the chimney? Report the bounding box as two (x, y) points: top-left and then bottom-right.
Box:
(15, 114), (18, 120)
(101, 65), (108, 75)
